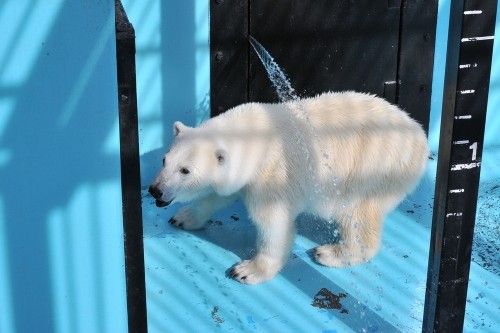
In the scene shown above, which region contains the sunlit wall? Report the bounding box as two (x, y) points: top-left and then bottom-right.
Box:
(0, 1), (128, 332)
(121, 0), (210, 185)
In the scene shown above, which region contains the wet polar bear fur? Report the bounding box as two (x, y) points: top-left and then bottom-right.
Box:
(149, 91), (429, 285)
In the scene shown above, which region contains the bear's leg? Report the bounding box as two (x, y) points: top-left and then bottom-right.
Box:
(169, 192), (238, 230)
(229, 201), (296, 285)
(314, 199), (383, 267)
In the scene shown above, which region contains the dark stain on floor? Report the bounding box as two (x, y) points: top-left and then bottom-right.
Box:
(311, 288), (349, 314)
(211, 306), (224, 324)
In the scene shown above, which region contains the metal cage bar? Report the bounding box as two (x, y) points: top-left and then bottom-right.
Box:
(115, 1), (148, 332)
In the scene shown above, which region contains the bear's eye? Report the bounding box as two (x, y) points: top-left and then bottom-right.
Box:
(180, 167), (190, 175)
(162, 157), (166, 166)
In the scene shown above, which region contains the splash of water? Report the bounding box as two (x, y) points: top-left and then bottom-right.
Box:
(249, 36), (345, 215)
(248, 36), (299, 103)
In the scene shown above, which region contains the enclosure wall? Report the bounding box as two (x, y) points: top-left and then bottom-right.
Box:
(0, 0), (498, 332)
(0, 1), (128, 332)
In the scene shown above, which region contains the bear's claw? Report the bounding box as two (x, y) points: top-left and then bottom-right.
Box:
(228, 267), (246, 280)
(167, 207), (208, 230)
(228, 258), (280, 285)
(168, 217), (184, 229)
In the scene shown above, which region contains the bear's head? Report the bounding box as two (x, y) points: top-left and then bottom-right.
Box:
(149, 121), (230, 207)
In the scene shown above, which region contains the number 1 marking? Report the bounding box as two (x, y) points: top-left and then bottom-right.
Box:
(469, 142), (478, 160)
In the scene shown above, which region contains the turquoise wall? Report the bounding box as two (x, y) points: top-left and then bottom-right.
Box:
(0, 1), (128, 333)
(121, 0), (210, 185)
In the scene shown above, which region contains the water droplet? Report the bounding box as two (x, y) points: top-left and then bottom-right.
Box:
(249, 36), (299, 104)
(249, 35), (338, 201)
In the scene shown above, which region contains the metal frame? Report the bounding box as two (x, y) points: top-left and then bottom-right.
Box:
(423, 0), (497, 331)
(115, 1), (148, 333)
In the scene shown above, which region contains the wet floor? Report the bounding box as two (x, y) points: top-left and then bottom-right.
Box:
(141, 147), (499, 333)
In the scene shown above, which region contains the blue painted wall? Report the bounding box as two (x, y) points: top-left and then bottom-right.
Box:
(121, 0), (210, 185)
(0, 1), (128, 333)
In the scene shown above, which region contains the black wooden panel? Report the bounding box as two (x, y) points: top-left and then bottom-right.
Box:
(398, 0), (438, 133)
(210, 0), (249, 116)
(249, 0), (401, 103)
(210, 1), (438, 127)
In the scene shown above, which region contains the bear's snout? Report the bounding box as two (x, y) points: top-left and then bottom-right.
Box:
(149, 185), (172, 207)
(148, 185), (162, 199)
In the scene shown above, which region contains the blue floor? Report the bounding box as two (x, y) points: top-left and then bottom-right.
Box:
(141, 147), (499, 333)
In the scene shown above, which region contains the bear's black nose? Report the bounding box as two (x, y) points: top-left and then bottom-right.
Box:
(148, 185), (163, 199)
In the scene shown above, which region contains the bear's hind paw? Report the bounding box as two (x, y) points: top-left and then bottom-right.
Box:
(314, 245), (369, 267)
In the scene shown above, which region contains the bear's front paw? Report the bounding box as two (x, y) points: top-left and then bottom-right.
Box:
(168, 207), (206, 230)
(228, 256), (281, 285)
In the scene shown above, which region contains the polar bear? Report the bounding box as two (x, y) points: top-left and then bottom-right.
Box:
(149, 92), (429, 285)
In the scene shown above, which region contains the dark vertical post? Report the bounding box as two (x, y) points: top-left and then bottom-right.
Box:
(115, 1), (148, 333)
(423, 0), (497, 332)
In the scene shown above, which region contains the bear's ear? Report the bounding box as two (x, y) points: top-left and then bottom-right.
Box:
(215, 149), (226, 165)
(173, 121), (188, 136)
